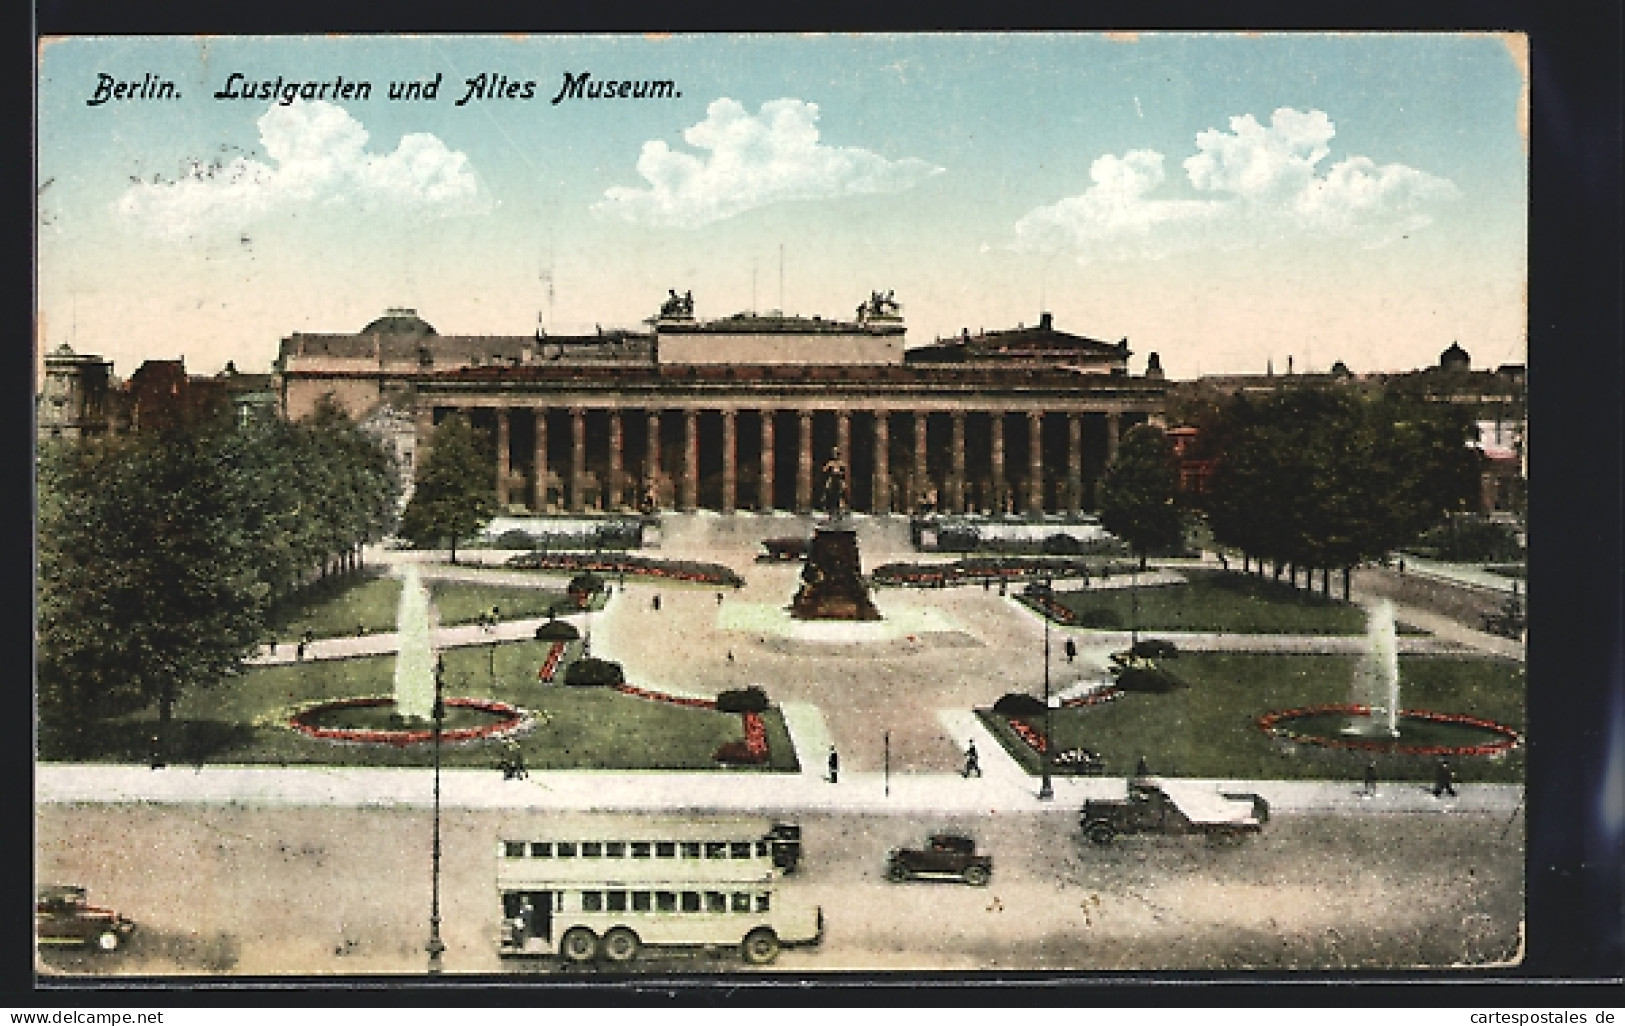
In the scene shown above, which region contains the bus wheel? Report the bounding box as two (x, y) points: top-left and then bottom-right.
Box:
(559, 927), (599, 964)
(1086, 821), (1116, 846)
(601, 927), (640, 964)
(740, 928), (780, 966)
(94, 931), (120, 953)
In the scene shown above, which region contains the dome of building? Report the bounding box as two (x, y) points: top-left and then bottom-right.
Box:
(1439, 341), (1470, 371)
(362, 308), (437, 336)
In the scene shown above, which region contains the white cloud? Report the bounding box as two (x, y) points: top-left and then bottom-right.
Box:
(1014, 107), (1459, 262)
(116, 101), (482, 240)
(593, 97), (943, 228)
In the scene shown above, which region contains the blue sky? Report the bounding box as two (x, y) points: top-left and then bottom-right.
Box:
(37, 33), (1528, 378)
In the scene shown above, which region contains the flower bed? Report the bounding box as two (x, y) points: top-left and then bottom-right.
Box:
(1016, 592), (1079, 625)
(1060, 686), (1122, 708)
(1007, 717), (1048, 754)
(871, 557), (1103, 589)
(288, 696), (529, 747)
(612, 683), (719, 710)
(1257, 703), (1522, 757)
(506, 551), (744, 587)
(535, 642), (566, 683)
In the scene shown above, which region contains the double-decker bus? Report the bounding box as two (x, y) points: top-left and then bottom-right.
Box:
(495, 817), (819, 965)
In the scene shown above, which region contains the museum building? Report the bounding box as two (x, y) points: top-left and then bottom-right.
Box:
(274, 295), (1169, 517)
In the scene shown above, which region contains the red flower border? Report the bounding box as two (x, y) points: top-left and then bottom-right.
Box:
(535, 642), (566, 683)
(1256, 703), (1522, 757)
(288, 696), (529, 748)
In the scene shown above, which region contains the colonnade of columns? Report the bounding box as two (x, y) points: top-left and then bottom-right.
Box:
(433, 405), (1131, 517)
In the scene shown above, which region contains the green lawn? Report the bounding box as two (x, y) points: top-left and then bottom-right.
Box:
(272, 574), (574, 641)
(1051, 570), (1408, 635)
(53, 639), (798, 772)
(981, 651), (1524, 783)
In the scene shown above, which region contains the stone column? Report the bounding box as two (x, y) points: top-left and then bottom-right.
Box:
(608, 410), (624, 510)
(532, 409), (549, 512)
(721, 410), (738, 513)
(570, 408), (586, 513)
(796, 411), (814, 512)
(872, 412), (890, 514)
(1028, 411), (1044, 514)
(1106, 412), (1122, 465)
(1066, 412), (1083, 514)
(836, 411), (851, 467)
(990, 413), (1006, 513)
(759, 411), (775, 512)
(950, 412), (967, 513)
(494, 409), (511, 509)
(912, 413), (928, 513)
(645, 411), (662, 509)
(683, 409), (699, 511)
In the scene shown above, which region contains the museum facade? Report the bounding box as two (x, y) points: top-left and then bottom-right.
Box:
(274, 297), (1169, 517)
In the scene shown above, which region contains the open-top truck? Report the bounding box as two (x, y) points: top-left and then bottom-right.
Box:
(1080, 778), (1269, 845)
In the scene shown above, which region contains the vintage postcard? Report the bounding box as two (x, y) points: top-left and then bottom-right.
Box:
(35, 32), (1531, 979)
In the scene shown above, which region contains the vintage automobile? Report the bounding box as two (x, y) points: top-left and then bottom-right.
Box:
(1080, 778), (1270, 845)
(885, 833), (993, 886)
(36, 885), (136, 952)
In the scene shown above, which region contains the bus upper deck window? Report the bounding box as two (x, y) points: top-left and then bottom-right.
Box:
(631, 842), (651, 858)
(730, 842), (751, 858)
(582, 842), (602, 857)
(656, 842), (676, 858)
(503, 841), (525, 858)
(529, 842), (552, 858)
(605, 842), (626, 857)
(705, 842), (726, 859)
(557, 842), (577, 857)
(680, 842), (701, 859)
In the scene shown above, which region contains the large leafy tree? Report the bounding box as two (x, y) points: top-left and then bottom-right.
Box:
(1098, 424), (1184, 569)
(398, 414), (495, 564)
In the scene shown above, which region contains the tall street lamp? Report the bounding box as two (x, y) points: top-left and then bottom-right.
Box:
(426, 654), (446, 974)
(1037, 578), (1054, 801)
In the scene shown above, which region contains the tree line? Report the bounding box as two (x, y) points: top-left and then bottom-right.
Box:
(36, 402), (400, 758)
(1100, 386), (1482, 597)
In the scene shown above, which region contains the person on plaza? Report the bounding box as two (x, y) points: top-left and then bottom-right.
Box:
(1432, 759), (1457, 798)
(652, 594), (661, 612)
(827, 746), (839, 784)
(1135, 755), (1150, 777)
(296, 640), (306, 661)
(726, 649), (735, 664)
(963, 740), (982, 778)
(1064, 638), (1077, 663)
(1362, 759), (1379, 797)
(716, 592), (724, 606)
(357, 623), (366, 637)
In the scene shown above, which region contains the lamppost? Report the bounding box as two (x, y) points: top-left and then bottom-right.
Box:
(426, 654), (446, 974)
(1037, 578), (1054, 801)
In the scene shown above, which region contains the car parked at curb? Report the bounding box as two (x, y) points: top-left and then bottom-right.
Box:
(36, 885), (136, 953)
(886, 834), (993, 886)
(1080, 778), (1269, 845)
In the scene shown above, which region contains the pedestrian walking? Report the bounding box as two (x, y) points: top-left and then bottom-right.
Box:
(726, 649), (735, 664)
(716, 592), (724, 606)
(962, 740), (982, 778)
(1362, 759), (1379, 797)
(269, 640), (277, 655)
(1432, 759), (1457, 798)
(296, 641), (307, 661)
(1398, 558), (1407, 575)
(1135, 755), (1150, 777)
(827, 746), (839, 784)
(356, 623), (366, 637)
(1064, 638), (1077, 663)
(652, 594), (661, 612)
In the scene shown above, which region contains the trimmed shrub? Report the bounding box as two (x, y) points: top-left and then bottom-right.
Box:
(1129, 638), (1179, 660)
(992, 693), (1047, 717)
(1042, 533), (1085, 555)
(534, 619), (581, 641)
(494, 529), (538, 550)
(567, 572), (606, 595)
(1072, 607), (1123, 629)
(716, 686), (770, 714)
(563, 657), (625, 687)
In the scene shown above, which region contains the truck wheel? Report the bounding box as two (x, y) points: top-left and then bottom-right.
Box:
(741, 928), (780, 965)
(559, 926), (599, 964)
(94, 931), (120, 953)
(887, 863), (909, 883)
(1086, 821), (1116, 846)
(962, 865), (990, 887)
(601, 927), (640, 963)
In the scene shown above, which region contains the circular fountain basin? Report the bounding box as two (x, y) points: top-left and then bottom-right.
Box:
(1258, 704), (1520, 758)
(289, 696), (529, 747)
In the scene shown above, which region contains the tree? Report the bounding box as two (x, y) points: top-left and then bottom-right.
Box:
(398, 414), (495, 563)
(1098, 424), (1183, 569)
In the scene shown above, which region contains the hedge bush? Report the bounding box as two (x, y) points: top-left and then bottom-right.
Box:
(716, 686), (770, 713)
(992, 693), (1047, 716)
(563, 656), (625, 687)
(534, 619), (581, 641)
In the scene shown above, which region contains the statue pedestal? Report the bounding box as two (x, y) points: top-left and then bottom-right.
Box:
(791, 522), (882, 621)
